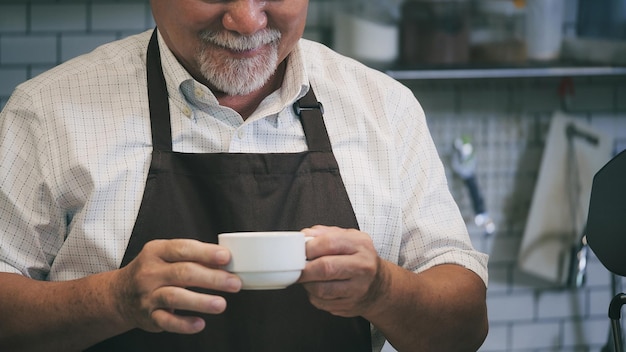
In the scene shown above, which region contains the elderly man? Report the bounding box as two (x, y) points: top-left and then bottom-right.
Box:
(0, 1), (488, 351)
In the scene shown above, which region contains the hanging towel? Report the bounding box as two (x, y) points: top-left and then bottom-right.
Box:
(518, 112), (613, 284)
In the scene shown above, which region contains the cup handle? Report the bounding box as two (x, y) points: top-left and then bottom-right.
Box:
(304, 236), (314, 262)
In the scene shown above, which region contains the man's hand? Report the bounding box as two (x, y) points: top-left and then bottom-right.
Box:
(297, 225), (389, 318)
(0, 239), (243, 351)
(297, 226), (488, 351)
(114, 239), (242, 334)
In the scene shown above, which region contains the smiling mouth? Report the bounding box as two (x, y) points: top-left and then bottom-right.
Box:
(206, 45), (263, 62)
(200, 29), (281, 57)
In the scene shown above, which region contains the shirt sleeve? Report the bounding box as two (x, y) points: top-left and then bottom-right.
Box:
(0, 86), (65, 280)
(393, 85), (489, 285)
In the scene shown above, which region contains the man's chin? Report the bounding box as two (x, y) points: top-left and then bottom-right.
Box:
(209, 78), (267, 97)
(201, 64), (274, 96)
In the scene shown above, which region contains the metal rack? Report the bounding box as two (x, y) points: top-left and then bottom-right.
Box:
(385, 65), (626, 80)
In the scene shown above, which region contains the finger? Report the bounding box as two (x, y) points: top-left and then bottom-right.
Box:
(301, 279), (366, 317)
(146, 239), (231, 266)
(301, 225), (331, 237)
(299, 254), (373, 283)
(301, 225), (351, 240)
(153, 286), (229, 315)
(148, 286), (231, 333)
(151, 308), (206, 334)
(162, 261), (242, 292)
(303, 292), (356, 317)
(304, 234), (360, 261)
(302, 279), (377, 318)
(301, 279), (352, 301)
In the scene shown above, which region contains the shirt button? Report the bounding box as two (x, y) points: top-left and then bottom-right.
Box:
(194, 87), (204, 99)
(182, 105), (192, 117)
(237, 129), (245, 139)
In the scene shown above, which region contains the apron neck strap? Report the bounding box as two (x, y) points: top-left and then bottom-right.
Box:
(293, 88), (333, 153)
(147, 29), (173, 152)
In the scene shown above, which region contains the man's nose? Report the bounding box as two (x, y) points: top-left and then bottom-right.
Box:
(222, 1), (268, 35)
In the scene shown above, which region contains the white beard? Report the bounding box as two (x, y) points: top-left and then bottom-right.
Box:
(197, 29), (281, 96)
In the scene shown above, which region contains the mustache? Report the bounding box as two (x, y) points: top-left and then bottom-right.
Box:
(199, 29), (281, 51)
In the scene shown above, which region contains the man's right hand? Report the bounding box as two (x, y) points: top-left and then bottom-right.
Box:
(0, 239), (241, 351)
(114, 238), (242, 334)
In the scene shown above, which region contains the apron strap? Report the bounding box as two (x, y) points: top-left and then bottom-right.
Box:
(147, 29), (173, 152)
(293, 88), (333, 153)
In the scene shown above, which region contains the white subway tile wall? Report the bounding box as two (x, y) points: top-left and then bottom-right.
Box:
(1, 1), (625, 351)
(31, 4), (87, 31)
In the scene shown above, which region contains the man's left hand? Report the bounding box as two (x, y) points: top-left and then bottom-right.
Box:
(297, 225), (389, 317)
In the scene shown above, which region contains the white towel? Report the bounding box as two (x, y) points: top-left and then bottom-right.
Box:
(518, 112), (614, 284)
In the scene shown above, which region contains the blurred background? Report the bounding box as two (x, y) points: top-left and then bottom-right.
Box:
(0, 0), (625, 351)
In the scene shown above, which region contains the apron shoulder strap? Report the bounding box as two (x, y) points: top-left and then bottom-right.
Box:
(293, 88), (333, 153)
(147, 28), (173, 152)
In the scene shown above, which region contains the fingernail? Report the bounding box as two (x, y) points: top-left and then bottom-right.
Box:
(215, 250), (229, 263)
(211, 298), (226, 312)
(227, 277), (242, 291)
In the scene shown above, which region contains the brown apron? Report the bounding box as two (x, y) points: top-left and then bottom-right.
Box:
(86, 30), (372, 351)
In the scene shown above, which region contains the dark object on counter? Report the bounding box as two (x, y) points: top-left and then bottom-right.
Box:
(586, 149), (626, 352)
(586, 149), (626, 277)
(400, 0), (470, 65)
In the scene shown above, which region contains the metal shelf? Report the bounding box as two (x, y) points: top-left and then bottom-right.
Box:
(385, 65), (626, 80)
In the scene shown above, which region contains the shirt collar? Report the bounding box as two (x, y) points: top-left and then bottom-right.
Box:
(279, 40), (310, 107)
(156, 30), (212, 121)
(156, 29), (310, 122)
(248, 40), (310, 124)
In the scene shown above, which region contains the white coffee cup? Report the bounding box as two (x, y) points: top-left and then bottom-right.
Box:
(218, 231), (310, 290)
